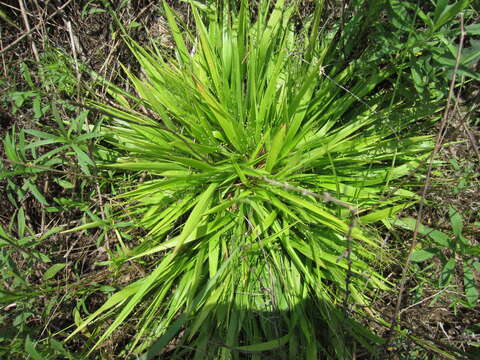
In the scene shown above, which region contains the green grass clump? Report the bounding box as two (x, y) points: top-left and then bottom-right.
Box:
(68, 0), (439, 358)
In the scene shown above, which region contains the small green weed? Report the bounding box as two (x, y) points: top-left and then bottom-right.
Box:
(396, 207), (479, 307)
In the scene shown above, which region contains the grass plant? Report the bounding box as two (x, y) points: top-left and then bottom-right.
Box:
(65, 1), (442, 358)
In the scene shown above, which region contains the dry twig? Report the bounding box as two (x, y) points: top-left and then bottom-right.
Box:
(18, 0), (39, 62)
(0, 0), (74, 55)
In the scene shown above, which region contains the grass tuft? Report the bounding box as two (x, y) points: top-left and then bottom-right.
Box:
(66, 1), (442, 358)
